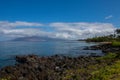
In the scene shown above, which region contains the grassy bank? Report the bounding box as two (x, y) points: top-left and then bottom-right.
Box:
(62, 53), (120, 80)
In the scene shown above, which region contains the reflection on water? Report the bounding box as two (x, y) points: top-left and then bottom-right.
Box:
(0, 41), (102, 68)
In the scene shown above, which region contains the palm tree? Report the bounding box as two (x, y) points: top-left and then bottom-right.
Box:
(115, 29), (120, 39)
(116, 29), (120, 34)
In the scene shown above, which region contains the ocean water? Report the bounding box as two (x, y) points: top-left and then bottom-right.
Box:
(0, 41), (102, 68)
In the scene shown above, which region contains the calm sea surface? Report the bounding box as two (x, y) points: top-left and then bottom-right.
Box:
(0, 41), (103, 68)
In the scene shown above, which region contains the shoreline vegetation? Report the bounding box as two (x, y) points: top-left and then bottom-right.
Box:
(85, 29), (120, 43)
(0, 29), (120, 80)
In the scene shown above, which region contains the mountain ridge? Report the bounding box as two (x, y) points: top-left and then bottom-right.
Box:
(12, 36), (66, 42)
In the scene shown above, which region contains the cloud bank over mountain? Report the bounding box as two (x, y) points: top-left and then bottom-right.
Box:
(0, 21), (116, 40)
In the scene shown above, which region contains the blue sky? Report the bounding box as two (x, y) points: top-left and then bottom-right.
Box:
(0, 0), (120, 40)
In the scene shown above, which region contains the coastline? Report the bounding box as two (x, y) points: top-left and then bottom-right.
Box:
(0, 43), (120, 80)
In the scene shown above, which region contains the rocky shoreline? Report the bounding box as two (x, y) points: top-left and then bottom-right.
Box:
(84, 43), (120, 53)
(0, 54), (100, 80)
(0, 43), (120, 80)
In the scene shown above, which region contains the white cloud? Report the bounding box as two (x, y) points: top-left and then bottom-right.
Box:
(0, 21), (45, 39)
(50, 22), (115, 39)
(105, 15), (113, 19)
(0, 21), (116, 40)
(0, 21), (43, 28)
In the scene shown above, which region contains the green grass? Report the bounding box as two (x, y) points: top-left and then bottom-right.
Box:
(90, 53), (120, 80)
(97, 53), (117, 60)
(112, 41), (120, 47)
(91, 60), (120, 80)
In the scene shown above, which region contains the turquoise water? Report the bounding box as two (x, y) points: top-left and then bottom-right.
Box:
(0, 41), (102, 68)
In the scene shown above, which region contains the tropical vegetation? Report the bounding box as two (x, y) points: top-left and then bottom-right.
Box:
(86, 29), (120, 42)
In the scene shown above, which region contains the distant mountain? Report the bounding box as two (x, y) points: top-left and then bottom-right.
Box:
(12, 36), (65, 41)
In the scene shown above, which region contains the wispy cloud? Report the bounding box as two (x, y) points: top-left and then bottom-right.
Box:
(105, 15), (113, 20)
(0, 21), (43, 28)
(0, 21), (116, 40)
(2, 28), (52, 38)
